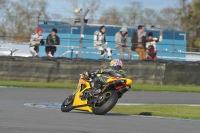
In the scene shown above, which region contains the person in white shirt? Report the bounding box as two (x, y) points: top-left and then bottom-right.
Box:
(29, 28), (44, 57)
(94, 26), (112, 60)
(146, 31), (163, 60)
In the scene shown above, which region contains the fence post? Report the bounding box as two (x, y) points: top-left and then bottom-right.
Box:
(78, 8), (89, 58)
(71, 46), (74, 58)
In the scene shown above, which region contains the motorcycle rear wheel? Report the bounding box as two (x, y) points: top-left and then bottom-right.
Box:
(92, 90), (118, 115)
(61, 96), (74, 112)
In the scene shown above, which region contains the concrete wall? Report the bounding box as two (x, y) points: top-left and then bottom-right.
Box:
(162, 62), (200, 85)
(0, 57), (199, 85)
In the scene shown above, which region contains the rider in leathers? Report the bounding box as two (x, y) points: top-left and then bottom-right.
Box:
(84, 59), (125, 95)
(94, 26), (112, 60)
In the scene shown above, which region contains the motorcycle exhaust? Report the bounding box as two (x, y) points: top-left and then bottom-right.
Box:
(116, 86), (131, 94)
(102, 80), (124, 92)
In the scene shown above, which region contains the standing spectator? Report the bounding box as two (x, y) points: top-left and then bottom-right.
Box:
(131, 25), (146, 60)
(46, 28), (60, 57)
(29, 28), (44, 57)
(94, 26), (112, 60)
(146, 31), (163, 60)
(115, 27), (132, 60)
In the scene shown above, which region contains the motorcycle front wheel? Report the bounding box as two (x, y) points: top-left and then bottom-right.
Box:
(61, 95), (74, 112)
(92, 90), (118, 115)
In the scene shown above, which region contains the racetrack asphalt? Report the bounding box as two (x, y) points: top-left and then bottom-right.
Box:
(0, 87), (200, 133)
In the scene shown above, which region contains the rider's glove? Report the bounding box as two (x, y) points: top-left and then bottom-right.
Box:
(40, 39), (45, 45)
(83, 71), (90, 79)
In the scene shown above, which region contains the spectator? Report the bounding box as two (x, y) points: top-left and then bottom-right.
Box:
(94, 26), (112, 60)
(46, 28), (60, 57)
(131, 25), (146, 60)
(146, 31), (163, 60)
(115, 26), (132, 60)
(29, 28), (44, 57)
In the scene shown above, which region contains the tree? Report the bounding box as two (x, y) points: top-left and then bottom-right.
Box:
(178, 0), (200, 51)
(65, 0), (101, 23)
(0, 0), (11, 39)
(122, 2), (157, 27)
(190, 0), (200, 49)
(122, 1), (143, 26)
(64, 0), (80, 18)
(155, 7), (181, 30)
(3, 0), (49, 41)
(140, 8), (158, 26)
(82, 0), (101, 23)
(98, 6), (123, 25)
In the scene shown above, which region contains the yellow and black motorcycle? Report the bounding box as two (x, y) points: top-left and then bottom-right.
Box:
(61, 74), (132, 115)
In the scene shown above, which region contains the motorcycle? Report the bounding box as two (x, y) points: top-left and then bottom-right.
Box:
(61, 73), (132, 115)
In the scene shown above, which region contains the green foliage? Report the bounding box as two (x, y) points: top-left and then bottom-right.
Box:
(194, 38), (200, 47)
(179, 0), (200, 51)
(0, 81), (77, 89)
(0, 81), (200, 92)
(131, 84), (200, 92)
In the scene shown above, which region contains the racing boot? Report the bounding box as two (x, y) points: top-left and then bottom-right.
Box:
(89, 88), (101, 96)
(108, 56), (112, 60)
(83, 88), (101, 99)
(88, 81), (102, 96)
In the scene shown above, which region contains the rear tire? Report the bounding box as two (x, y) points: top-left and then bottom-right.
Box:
(61, 96), (74, 112)
(92, 90), (118, 115)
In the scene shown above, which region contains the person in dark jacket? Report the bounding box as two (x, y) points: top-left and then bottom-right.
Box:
(131, 25), (146, 60)
(83, 59), (126, 95)
(46, 28), (60, 57)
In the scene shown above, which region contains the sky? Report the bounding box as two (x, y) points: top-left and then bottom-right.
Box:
(46, 0), (180, 18)
(9, 0), (192, 19)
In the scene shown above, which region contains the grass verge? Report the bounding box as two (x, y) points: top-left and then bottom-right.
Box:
(131, 84), (200, 92)
(111, 105), (200, 120)
(0, 81), (77, 89)
(0, 81), (200, 92)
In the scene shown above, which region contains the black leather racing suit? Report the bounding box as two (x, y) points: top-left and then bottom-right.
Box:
(88, 66), (126, 90)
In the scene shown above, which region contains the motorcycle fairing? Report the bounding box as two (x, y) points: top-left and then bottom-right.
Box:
(72, 78), (92, 112)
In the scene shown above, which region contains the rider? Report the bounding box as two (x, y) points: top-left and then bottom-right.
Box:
(94, 25), (112, 60)
(83, 59), (126, 95)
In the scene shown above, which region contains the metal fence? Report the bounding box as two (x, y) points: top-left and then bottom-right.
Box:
(1, 38), (200, 62)
(0, 17), (200, 61)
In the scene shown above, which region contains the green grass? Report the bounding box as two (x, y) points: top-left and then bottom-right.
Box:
(131, 84), (200, 92)
(0, 81), (77, 89)
(0, 81), (200, 92)
(111, 105), (200, 120)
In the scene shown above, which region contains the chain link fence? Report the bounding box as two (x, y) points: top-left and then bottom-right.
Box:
(0, 17), (200, 61)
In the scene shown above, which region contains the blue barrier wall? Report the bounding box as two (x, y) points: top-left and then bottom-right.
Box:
(38, 21), (186, 61)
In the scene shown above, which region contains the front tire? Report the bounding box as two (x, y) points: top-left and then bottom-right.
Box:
(61, 96), (74, 112)
(92, 90), (118, 115)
